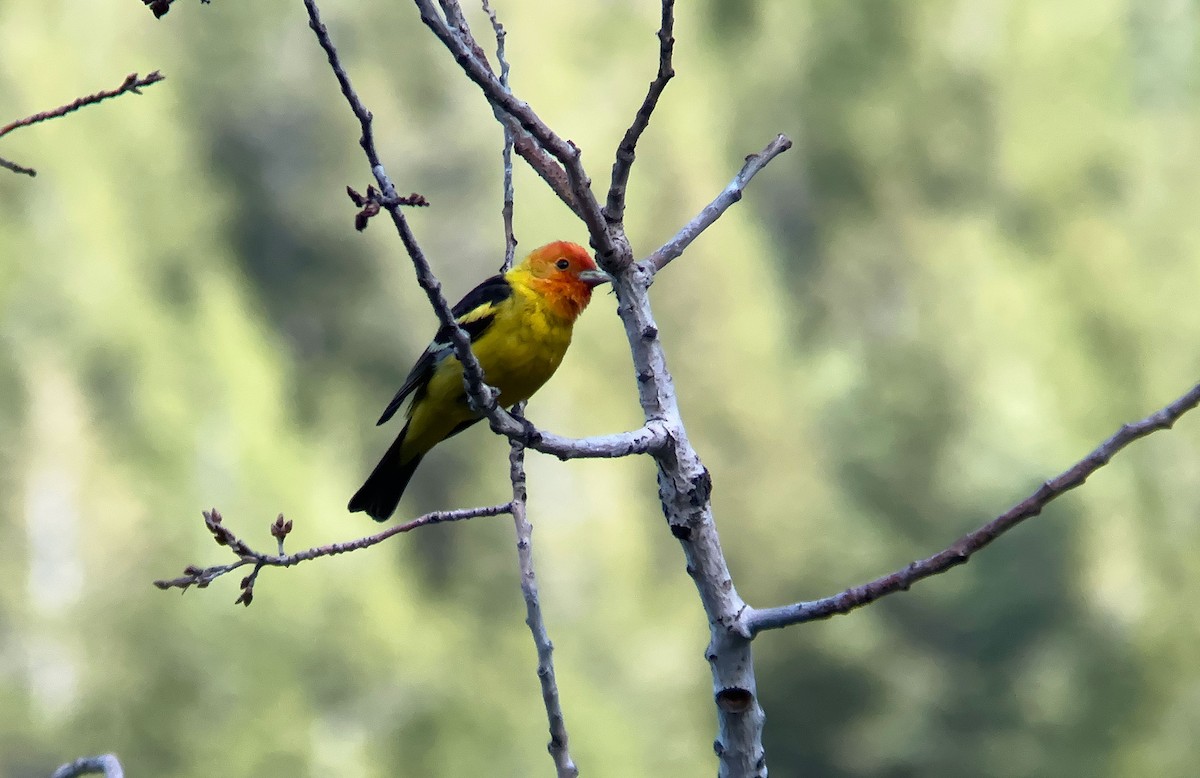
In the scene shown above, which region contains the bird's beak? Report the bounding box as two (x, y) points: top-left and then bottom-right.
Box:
(578, 269), (611, 288)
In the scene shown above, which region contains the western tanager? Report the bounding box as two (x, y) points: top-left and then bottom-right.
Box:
(349, 241), (609, 521)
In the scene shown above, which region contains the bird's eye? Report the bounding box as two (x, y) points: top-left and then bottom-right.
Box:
(555, 258), (570, 270)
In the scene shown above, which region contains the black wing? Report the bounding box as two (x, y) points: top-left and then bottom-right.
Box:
(375, 274), (512, 425)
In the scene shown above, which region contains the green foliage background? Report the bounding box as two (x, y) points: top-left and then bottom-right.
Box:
(3, 1), (1200, 776)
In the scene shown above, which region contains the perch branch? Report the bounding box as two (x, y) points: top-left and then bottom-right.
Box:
(314, 2), (790, 772)
(311, 0), (669, 462)
(745, 378), (1200, 634)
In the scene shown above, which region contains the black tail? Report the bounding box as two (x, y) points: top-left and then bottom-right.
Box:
(348, 425), (424, 522)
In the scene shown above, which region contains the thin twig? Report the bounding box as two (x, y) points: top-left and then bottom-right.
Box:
(0, 72), (165, 139)
(508, 404), (579, 777)
(0, 157), (36, 177)
(482, 0), (518, 270)
(745, 379), (1200, 635)
(604, 0), (675, 227)
(482, 11), (575, 771)
(641, 134), (793, 276)
(155, 503), (512, 604)
(305, 0), (498, 406)
(0, 71), (165, 177)
(51, 754), (124, 778)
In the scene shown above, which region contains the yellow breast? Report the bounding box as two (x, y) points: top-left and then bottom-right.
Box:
(473, 283), (575, 405)
(403, 282), (577, 455)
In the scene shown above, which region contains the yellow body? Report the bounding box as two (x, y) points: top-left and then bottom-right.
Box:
(404, 277), (576, 457)
(349, 240), (605, 521)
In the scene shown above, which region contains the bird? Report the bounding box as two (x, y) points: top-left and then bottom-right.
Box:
(349, 241), (609, 521)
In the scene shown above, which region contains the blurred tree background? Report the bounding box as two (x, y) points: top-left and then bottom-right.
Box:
(2, 1), (1200, 776)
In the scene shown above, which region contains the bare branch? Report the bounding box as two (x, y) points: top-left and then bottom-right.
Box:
(412, 0), (620, 267)
(307, 0), (669, 458)
(51, 754), (124, 778)
(641, 134), (793, 276)
(417, 0), (582, 218)
(0, 71), (165, 140)
(154, 504), (511, 604)
(745, 379), (1200, 635)
(508, 405), (578, 777)
(0, 71), (165, 177)
(604, 0), (675, 227)
(0, 156), (36, 177)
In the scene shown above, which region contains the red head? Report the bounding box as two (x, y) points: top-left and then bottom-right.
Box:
(513, 241), (609, 320)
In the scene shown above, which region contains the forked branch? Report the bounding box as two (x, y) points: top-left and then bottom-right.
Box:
(155, 504), (512, 605)
(411, 0), (618, 265)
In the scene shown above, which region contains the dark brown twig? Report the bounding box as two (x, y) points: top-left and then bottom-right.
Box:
(346, 185), (429, 231)
(0, 71), (165, 177)
(140, 0), (210, 19)
(0, 72), (165, 139)
(745, 379), (1200, 634)
(0, 157), (36, 177)
(155, 504), (512, 605)
(604, 0), (675, 228)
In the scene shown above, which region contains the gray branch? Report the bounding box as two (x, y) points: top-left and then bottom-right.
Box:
(642, 134), (793, 276)
(162, 2), (1199, 776)
(608, 267), (765, 777)
(51, 754), (124, 778)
